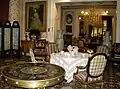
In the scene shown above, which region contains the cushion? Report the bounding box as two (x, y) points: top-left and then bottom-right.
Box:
(75, 71), (102, 84)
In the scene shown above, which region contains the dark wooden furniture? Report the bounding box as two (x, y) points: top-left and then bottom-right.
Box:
(21, 40), (35, 56)
(0, 21), (21, 59)
(0, 0), (9, 24)
(33, 39), (49, 62)
(111, 43), (120, 71)
(63, 34), (72, 48)
(11, 21), (20, 58)
(85, 43), (101, 52)
(3, 21), (11, 58)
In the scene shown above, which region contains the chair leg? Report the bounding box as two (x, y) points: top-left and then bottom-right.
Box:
(84, 85), (87, 89)
(101, 81), (104, 89)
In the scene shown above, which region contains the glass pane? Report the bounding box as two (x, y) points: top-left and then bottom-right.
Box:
(12, 28), (19, 49)
(4, 28), (11, 50)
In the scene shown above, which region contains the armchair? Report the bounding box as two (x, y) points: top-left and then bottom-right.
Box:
(33, 39), (49, 62)
(74, 53), (108, 89)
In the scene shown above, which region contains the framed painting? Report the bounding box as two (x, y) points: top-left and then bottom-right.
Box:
(25, 1), (47, 32)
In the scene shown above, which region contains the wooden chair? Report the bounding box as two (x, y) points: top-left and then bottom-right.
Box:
(33, 39), (49, 62)
(29, 48), (49, 63)
(74, 53), (108, 89)
(21, 40), (35, 56)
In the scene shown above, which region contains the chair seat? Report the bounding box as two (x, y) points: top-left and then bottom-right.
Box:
(34, 49), (47, 56)
(74, 71), (102, 84)
(34, 53), (47, 56)
(74, 53), (108, 89)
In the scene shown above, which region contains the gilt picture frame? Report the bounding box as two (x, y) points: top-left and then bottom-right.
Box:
(25, 1), (47, 32)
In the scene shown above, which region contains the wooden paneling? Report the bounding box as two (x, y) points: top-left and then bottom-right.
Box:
(0, 0), (9, 24)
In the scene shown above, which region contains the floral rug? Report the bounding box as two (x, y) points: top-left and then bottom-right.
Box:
(0, 60), (120, 89)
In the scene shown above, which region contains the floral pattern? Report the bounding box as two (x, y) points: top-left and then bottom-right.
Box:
(9, 0), (21, 23)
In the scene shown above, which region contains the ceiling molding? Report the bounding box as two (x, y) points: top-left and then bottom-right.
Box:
(56, 1), (116, 9)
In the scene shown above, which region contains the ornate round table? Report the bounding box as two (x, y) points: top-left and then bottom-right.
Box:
(1, 62), (65, 88)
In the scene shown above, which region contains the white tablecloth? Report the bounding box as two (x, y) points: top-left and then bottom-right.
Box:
(50, 52), (88, 83)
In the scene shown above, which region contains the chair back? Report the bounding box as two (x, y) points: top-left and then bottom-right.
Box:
(46, 42), (58, 55)
(96, 45), (110, 56)
(87, 53), (108, 78)
(34, 39), (47, 48)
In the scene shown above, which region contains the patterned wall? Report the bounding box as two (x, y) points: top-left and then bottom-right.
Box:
(9, 0), (21, 24)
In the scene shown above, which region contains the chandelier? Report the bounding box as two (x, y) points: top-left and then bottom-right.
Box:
(80, 7), (102, 27)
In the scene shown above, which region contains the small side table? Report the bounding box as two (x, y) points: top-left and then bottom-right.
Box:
(21, 40), (34, 56)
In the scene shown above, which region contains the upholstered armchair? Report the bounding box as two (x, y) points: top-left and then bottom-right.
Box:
(46, 42), (58, 54)
(33, 39), (49, 62)
(46, 42), (58, 62)
(74, 53), (108, 89)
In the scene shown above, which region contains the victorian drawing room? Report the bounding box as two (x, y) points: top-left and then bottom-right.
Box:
(0, 0), (120, 89)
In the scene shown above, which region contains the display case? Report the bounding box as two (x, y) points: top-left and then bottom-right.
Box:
(3, 21), (11, 58)
(11, 21), (20, 58)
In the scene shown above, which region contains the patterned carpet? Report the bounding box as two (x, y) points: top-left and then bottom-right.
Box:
(0, 59), (120, 89)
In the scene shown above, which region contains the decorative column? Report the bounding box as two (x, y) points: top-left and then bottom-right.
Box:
(116, 0), (120, 43)
(47, 0), (55, 42)
(9, 0), (21, 24)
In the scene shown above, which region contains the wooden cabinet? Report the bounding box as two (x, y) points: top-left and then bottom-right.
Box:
(63, 34), (72, 48)
(0, 0), (9, 23)
(21, 40), (34, 54)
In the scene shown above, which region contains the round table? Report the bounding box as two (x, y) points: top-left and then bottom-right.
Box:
(1, 62), (65, 88)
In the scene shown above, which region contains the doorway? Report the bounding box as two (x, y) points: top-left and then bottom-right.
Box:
(56, 1), (116, 49)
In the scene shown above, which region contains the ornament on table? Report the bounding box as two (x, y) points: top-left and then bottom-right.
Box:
(73, 46), (79, 54)
(29, 48), (37, 63)
(67, 45), (73, 53)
